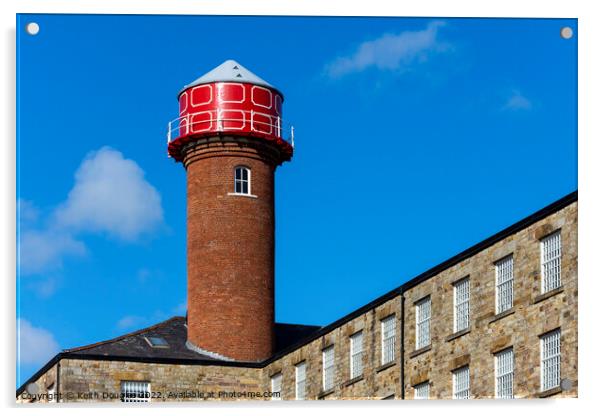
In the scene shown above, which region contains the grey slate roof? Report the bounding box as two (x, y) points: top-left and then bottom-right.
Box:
(62, 316), (320, 362)
(179, 59), (282, 97)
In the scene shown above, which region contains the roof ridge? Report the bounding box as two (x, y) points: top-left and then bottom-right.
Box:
(63, 316), (184, 353)
(275, 322), (322, 328)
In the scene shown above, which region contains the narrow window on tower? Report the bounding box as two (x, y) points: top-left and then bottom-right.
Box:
(295, 361), (306, 400)
(453, 278), (470, 333)
(495, 255), (514, 314)
(540, 329), (561, 392)
(415, 297), (431, 350)
(349, 331), (364, 379)
(234, 166), (251, 195)
(380, 314), (396, 365)
(541, 230), (562, 293)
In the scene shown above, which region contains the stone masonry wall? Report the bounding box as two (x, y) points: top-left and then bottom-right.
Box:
(403, 201), (577, 399)
(55, 359), (264, 402)
(262, 297), (403, 400)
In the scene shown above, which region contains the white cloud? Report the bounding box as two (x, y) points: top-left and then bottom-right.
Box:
(53, 147), (164, 241)
(18, 147), (164, 277)
(116, 315), (145, 330)
(324, 21), (448, 78)
(18, 199), (40, 225)
(117, 301), (186, 331)
(17, 319), (60, 365)
(503, 89), (533, 111)
(19, 229), (87, 275)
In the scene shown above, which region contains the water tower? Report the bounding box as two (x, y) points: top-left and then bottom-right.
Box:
(167, 60), (294, 362)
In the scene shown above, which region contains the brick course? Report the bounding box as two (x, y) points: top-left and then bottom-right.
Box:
(183, 136), (287, 362)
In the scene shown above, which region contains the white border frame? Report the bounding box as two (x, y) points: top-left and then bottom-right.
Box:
(5, 2), (601, 415)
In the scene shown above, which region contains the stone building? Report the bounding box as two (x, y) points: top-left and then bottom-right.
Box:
(17, 60), (578, 402)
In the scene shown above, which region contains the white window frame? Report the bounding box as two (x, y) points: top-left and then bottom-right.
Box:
(495, 255), (514, 314)
(350, 331), (363, 379)
(322, 345), (335, 391)
(453, 278), (470, 333)
(452, 366), (470, 399)
(233, 166), (251, 195)
(270, 372), (282, 400)
(415, 297), (431, 350)
(295, 361), (306, 400)
(540, 329), (561, 392)
(414, 381), (430, 399)
(541, 230), (562, 293)
(120, 381), (151, 403)
(495, 348), (514, 399)
(381, 315), (396, 365)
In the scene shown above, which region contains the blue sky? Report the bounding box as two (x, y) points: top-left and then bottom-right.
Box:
(16, 14), (577, 386)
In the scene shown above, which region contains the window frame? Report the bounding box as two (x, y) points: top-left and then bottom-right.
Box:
(120, 380), (151, 403)
(414, 381), (430, 400)
(295, 361), (306, 400)
(233, 165), (251, 195)
(540, 230), (562, 294)
(453, 278), (470, 333)
(349, 331), (364, 379)
(540, 329), (561, 392)
(322, 345), (335, 391)
(452, 366), (470, 399)
(495, 255), (514, 314)
(270, 372), (282, 400)
(415, 297), (431, 350)
(495, 348), (514, 399)
(380, 314), (396, 365)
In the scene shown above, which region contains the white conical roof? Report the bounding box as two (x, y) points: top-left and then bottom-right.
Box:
(179, 59), (282, 97)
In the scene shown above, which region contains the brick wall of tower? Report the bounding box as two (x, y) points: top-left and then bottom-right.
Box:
(184, 139), (278, 362)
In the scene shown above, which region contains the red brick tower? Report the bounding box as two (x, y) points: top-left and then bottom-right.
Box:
(167, 60), (293, 362)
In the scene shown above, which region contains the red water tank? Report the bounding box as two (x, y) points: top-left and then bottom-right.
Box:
(167, 60), (293, 162)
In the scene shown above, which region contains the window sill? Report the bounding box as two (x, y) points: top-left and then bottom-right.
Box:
(317, 388), (335, 399)
(445, 328), (470, 342)
(343, 376), (364, 387)
(376, 361), (396, 373)
(538, 386), (562, 398)
(409, 345), (431, 358)
(227, 192), (258, 199)
(533, 286), (564, 304)
(488, 308), (515, 324)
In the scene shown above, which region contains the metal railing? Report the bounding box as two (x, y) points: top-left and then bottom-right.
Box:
(167, 110), (294, 148)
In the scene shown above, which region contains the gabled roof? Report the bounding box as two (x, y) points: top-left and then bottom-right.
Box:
(63, 316), (214, 361)
(61, 317), (321, 362)
(179, 59), (282, 97)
